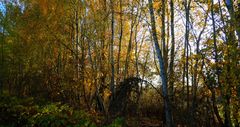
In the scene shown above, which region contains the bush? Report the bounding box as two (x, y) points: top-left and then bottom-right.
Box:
(0, 95), (96, 127)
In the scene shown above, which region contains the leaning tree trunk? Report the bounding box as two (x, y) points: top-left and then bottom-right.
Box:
(148, 0), (174, 126)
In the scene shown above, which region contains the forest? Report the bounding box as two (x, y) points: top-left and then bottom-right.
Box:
(0, 0), (239, 127)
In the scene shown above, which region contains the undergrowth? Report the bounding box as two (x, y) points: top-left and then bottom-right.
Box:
(0, 95), (125, 127)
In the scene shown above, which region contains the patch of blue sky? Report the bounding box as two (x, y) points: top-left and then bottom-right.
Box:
(0, 2), (6, 15)
(0, 1), (25, 15)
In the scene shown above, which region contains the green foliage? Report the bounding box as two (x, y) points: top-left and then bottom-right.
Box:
(0, 95), (96, 127)
(105, 117), (125, 127)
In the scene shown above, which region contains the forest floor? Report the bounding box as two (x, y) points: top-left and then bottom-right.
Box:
(0, 94), (166, 127)
(126, 117), (163, 127)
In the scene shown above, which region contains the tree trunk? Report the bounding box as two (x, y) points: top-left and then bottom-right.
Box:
(110, 0), (115, 98)
(184, 0), (191, 112)
(191, 5), (208, 126)
(148, 0), (174, 126)
(117, 0), (123, 85)
(161, 0), (167, 71)
(225, 0), (240, 46)
(0, 19), (5, 94)
(124, 3), (138, 78)
(211, 0), (224, 125)
(169, 0), (175, 102)
(75, 7), (79, 80)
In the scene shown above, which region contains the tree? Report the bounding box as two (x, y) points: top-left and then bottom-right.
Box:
(110, 0), (115, 99)
(116, 0), (123, 85)
(184, 0), (192, 115)
(168, 0), (175, 102)
(210, 0), (224, 125)
(148, 0), (174, 126)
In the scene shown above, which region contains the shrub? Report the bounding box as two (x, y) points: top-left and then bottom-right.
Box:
(0, 95), (96, 127)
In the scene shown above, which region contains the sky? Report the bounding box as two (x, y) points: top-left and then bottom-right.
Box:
(0, 0), (25, 15)
(0, 2), (6, 14)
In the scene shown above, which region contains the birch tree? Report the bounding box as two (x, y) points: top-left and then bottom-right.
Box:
(148, 0), (174, 126)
